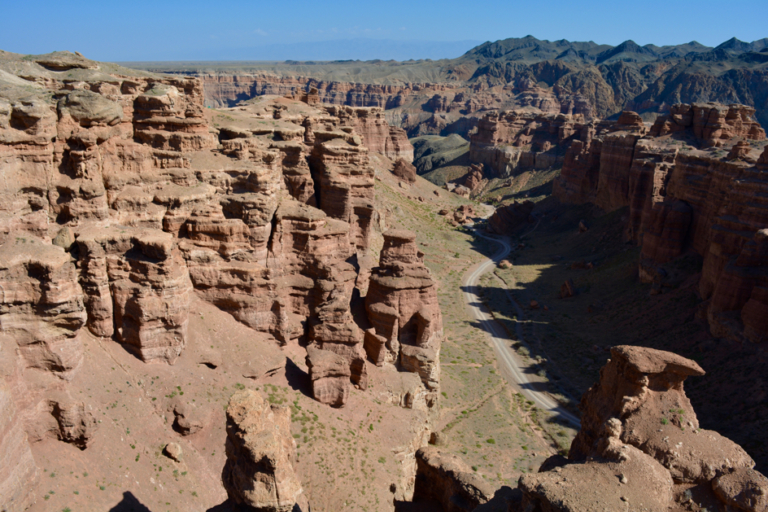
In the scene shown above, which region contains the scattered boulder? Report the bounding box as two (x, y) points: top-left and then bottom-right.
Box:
(712, 468), (768, 512)
(223, 390), (302, 512)
(570, 260), (593, 270)
(529, 300), (539, 310)
(487, 201), (535, 235)
(498, 260), (512, 269)
(52, 227), (75, 251)
(392, 158), (417, 184)
(578, 219), (589, 233)
(560, 278), (576, 298)
(48, 397), (98, 449)
(164, 442), (183, 462)
(171, 400), (207, 436)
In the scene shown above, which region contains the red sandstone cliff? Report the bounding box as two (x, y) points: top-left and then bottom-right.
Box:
(0, 51), (437, 507)
(553, 103), (768, 345)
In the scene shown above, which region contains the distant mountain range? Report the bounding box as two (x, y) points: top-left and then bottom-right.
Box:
(125, 35), (768, 130)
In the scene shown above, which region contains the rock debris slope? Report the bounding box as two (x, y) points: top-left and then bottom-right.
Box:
(0, 50), (441, 510)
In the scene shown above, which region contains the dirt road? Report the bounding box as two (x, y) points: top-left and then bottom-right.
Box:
(462, 226), (581, 427)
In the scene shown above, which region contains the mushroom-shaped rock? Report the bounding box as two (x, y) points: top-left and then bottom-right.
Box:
(223, 390), (302, 512)
(571, 346), (754, 484)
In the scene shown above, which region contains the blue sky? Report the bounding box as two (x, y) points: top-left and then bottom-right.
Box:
(2, 0), (766, 61)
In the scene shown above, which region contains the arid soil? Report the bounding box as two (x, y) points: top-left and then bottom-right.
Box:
(3, 47), (768, 512)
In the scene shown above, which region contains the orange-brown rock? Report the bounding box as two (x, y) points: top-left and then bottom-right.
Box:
(728, 139), (753, 160)
(0, 238), (86, 377)
(459, 164), (485, 192)
(365, 230), (442, 401)
(712, 468), (768, 512)
(306, 345), (351, 408)
(411, 447), (494, 512)
(554, 102), (768, 344)
(309, 128), (375, 252)
(223, 389), (303, 511)
(511, 346), (766, 512)
(0, 383), (39, 512)
(392, 158), (417, 184)
(469, 110), (587, 177)
(560, 278), (576, 298)
(650, 103), (766, 147)
(571, 346), (753, 482)
(486, 201), (534, 235)
(76, 226), (192, 364)
(324, 105), (414, 162)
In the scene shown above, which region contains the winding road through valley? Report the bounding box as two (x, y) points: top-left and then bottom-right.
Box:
(461, 225), (581, 428)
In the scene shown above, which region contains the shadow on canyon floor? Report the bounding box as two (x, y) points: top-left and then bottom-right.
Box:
(461, 198), (768, 471)
(109, 492), (152, 512)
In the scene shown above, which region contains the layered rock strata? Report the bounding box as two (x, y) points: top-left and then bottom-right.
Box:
(553, 103), (768, 344)
(0, 383), (39, 512)
(411, 447), (494, 512)
(0, 52), (434, 509)
(365, 230), (443, 407)
(469, 110), (589, 177)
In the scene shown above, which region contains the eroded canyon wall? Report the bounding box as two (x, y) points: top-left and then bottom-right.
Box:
(0, 50), (439, 507)
(553, 102), (768, 345)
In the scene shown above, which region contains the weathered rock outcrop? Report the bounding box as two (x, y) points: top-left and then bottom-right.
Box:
(469, 111), (587, 177)
(76, 226), (192, 363)
(512, 346), (766, 512)
(365, 230), (443, 404)
(391, 158), (417, 184)
(486, 201), (534, 235)
(0, 238), (86, 377)
(411, 447), (494, 512)
(223, 389), (303, 511)
(324, 105), (414, 161)
(649, 103), (766, 147)
(306, 345), (351, 408)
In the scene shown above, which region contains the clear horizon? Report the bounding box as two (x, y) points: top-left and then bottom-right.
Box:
(1, 0), (766, 61)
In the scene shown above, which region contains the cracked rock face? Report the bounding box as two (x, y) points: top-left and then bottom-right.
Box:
(223, 390), (302, 512)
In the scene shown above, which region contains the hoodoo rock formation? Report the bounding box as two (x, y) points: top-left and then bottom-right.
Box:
(365, 230), (444, 406)
(0, 50), (437, 509)
(223, 389), (303, 511)
(553, 102), (768, 344)
(463, 346), (768, 512)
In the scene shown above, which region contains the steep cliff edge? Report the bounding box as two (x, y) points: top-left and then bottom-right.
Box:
(553, 102), (768, 345)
